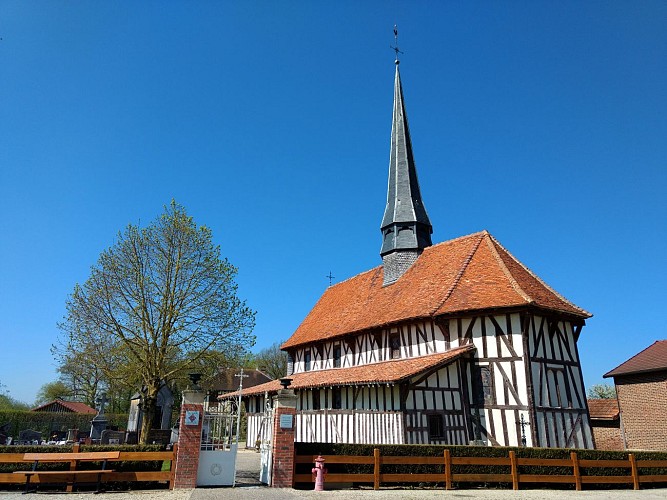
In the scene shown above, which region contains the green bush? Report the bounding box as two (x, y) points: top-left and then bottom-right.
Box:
(0, 410), (128, 440)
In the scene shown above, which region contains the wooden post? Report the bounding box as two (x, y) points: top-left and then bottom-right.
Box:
(629, 453), (639, 490)
(373, 448), (380, 490)
(509, 450), (519, 490)
(168, 443), (178, 490)
(571, 451), (581, 491)
(444, 449), (452, 490)
(66, 442), (81, 492)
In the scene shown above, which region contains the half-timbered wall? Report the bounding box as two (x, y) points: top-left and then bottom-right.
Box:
(281, 310), (592, 449)
(403, 362), (468, 445)
(526, 314), (593, 449)
(445, 312), (531, 447)
(295, 411), (404, 444)
(288, 319), (447, 374)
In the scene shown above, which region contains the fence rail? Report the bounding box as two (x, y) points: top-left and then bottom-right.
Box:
(0, 444), (176, 490)
(295, 448), (667, 491)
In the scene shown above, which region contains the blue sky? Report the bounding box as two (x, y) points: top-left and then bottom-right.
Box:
(1, 2), (665, 405)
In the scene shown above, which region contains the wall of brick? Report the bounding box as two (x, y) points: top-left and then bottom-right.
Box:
(615, 371), (667, 451)
(271, 390), (297, 488)
(174, 394), (204, 488)
(592, 425), (623, 451)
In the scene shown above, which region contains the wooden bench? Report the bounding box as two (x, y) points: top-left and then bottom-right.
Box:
(14, 451), (120, 493)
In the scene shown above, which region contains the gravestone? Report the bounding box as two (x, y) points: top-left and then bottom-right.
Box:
(90, 392), (109, 442)
(146, 429), (171, 445)
(18, 429), (42, 444)
(101, 429), (125, 445)
(0, 423), (11, 445)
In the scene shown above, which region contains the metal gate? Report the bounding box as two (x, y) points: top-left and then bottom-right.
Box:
(196, 400), (240, 486)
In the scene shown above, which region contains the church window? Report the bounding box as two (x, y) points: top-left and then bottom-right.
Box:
(304, 350), (311, 371)
(472, 365), (494, 406)
(332, 387), (342, 409)
(390, 333), (401, 359)
(312, 390), (320, 410)
(428, 414), (444, 439)
(333, 344), (341, 368)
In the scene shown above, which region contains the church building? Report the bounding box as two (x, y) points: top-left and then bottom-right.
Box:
(239, 54), (594, 449)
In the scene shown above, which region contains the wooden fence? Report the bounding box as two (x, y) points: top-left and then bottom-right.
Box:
(0, 444), (177, 490)
(295, 449), (667, 490)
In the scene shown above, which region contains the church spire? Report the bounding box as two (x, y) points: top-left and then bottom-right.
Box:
(380, 38), (433, 286)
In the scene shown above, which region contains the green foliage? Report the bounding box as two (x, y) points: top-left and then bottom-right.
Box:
(0, 410), (128, 442)
(34, 381), (73, 406)
(250, 341), (287, 379)
(587, 383), (617, 399)
(0, 394), (30, 411)
(57, 201), (256, 443)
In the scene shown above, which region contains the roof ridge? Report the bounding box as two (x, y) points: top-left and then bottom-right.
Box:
(487, 233), (592, 317)
(603, 340), (663, 378)
(432, 232), (486, 314)
(483, 233), (533, 303)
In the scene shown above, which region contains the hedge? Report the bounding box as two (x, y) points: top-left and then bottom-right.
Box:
(0, 410), (128, 441)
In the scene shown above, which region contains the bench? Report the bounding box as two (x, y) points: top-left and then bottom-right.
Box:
(14, 451), (121, 493)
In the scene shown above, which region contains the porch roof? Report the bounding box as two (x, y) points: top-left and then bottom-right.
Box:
(220, 344), (475, 398)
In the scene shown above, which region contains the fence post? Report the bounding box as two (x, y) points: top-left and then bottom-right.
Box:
(65, 442), (82, 492)
(570, 451), (581, 491)
(444, 449), (452, 490)
(168, 443), (178, 490)
(629, 453), (639, 490)
(373, 448), (380, 490)
(509, 450), (519, 490)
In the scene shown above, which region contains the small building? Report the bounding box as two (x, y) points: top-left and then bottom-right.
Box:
(31, 399), (97, 414)
(587, 398), (622, 450)
(604, 340), (667, 451)
(207, 368), (272, 408)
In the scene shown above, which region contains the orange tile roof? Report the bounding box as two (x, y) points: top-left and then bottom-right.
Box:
(604, 340), (667, 378)
(222, 345), (475, 398)
(31, 400), (97, 414)
(587, 399), (620, 420)
(282, 231), (590, 349)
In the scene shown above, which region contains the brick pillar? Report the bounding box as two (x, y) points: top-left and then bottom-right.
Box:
(174, 390), (205, 489)
(271, 388), (298, 488)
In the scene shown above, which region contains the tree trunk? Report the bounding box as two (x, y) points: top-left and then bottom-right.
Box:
(139, 386), (159, 445)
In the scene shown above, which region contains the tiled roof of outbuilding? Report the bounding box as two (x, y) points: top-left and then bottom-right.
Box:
(587, 399), (620, 420)
(282, 231), (590, 350)
(604, 340), (667, 378)
(31, 400), (97, 414)
(222, 345), (475, 398)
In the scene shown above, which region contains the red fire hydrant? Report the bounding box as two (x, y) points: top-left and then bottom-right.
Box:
(311, 454), (327, 491)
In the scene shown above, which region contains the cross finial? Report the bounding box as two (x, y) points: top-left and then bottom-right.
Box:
(390, 24), (403, 65)
(326, 271), (335, 286)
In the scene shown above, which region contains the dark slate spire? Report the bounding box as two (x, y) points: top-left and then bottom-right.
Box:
(380, 60), (433, 286)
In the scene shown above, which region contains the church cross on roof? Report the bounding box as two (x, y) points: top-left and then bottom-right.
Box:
(380, 31), (433, 286)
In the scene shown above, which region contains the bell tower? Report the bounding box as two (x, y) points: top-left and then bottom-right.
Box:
(380, 32), (432, 286)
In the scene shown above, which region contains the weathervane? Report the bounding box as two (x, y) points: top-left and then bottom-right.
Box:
(390, 24), (403, 64)
(326, 271), (335, 286)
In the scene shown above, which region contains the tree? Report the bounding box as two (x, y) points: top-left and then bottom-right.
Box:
(35, 381), (73, 405)
(587, 383), (617, 399)
(58, 201), (256, 443)
(252, 342), (288, 380)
